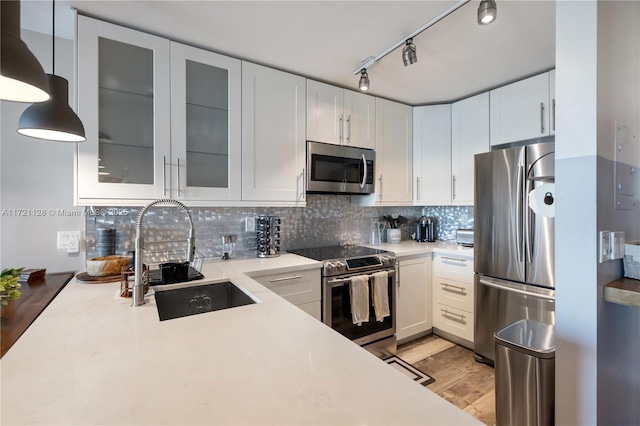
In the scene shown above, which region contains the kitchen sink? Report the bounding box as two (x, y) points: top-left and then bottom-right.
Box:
(154, 281), (256, 321)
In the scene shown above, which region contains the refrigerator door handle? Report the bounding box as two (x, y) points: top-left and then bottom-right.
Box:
(516, 165), (524, 262)
(478, 277), (555, 301)
(525, 170), (534, 264)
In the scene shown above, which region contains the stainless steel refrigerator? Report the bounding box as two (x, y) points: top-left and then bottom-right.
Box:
(474, 142), (556, 365)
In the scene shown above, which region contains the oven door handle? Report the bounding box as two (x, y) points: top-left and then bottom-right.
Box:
(326, 270), (396, 286)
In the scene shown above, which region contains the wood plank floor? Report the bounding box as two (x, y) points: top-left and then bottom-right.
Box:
(398, 334), (496, 426)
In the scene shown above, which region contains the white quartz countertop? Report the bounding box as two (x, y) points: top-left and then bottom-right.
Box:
(366, 240), (475, 259)
(1, 253), (480, 425)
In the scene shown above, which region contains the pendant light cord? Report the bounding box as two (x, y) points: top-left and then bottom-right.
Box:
(51, 0), (55, 75)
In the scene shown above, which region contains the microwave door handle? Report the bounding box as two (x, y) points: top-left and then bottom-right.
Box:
(360, 154), (367, 189)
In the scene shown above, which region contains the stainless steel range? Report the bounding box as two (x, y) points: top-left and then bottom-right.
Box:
(288, 245), (397, 358)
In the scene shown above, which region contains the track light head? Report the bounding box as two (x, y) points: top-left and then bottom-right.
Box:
(358, 69), (370, 92)
(478, 0), (497, 25)
(402, 39), (417, 66)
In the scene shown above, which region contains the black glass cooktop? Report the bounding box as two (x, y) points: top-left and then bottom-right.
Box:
(288, 245), (388, 261)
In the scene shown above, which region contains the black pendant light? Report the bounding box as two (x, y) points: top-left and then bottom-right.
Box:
(0, 0), (50, 102)
(17, 0), (86, 142)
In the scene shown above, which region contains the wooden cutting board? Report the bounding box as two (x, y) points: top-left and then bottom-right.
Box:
(75, 272), (121, 283)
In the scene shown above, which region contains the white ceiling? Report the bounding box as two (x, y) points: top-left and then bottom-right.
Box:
(24, 0), (556, 105)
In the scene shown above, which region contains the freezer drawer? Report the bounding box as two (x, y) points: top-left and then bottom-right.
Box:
(474, 275), (555, 364)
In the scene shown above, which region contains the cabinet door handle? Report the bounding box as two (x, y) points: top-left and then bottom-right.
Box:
(440, 256), (467, 264)
(416, 176), (421, 201)
(441, 282), (466, 293)
(339, 114), (344, 144)
(452, 175), (456, 200)
(163, 156), (167, 196)
(440, 309), (466, 320)
(552, 99), (556, 132)
(346, 115), (351, 145)
(269, 274), (303, 283)
(378, 175), (383, 201)
(297, 168), (305, 201)
(177, 158), (181, 197)
(540, 102), (545, 134)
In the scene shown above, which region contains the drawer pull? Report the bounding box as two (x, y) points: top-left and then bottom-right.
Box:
(441, 309), (466, 320)
(269, 274), (303, 283)
(441, 282), (466, 293)
(440, 256), (467, 264)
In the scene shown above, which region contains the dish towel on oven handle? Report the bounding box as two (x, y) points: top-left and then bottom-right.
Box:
(372, 271), (390, 322)
(349, 275), (370, 326)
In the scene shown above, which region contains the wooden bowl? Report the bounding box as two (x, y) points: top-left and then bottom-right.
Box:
(86, 255), (131, 277)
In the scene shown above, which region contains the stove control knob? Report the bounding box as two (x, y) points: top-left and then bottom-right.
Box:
(325, 262), (336, 273)
(333, 260), (347, 273)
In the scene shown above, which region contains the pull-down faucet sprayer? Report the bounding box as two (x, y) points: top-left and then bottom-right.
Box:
(132, 199), (195, 307)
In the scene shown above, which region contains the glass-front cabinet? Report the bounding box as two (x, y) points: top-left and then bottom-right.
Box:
(170, 43), (241, 201)
(76, 16), (240, 204)
(77, 16), (170, 202)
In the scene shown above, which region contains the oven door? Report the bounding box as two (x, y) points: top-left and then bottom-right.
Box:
(307, 141), (375, 194)
(322, 268), (396, 346)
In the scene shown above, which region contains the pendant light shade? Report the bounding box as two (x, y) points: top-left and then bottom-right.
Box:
(0, 0), (50, 102)
(478, 0), (497, 25)
(358, 69), (370, 92)
(18, 74), (86, 142)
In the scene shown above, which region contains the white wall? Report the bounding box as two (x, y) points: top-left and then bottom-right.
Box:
(0, 21), (84, 273)
(556, 1), (640, 424)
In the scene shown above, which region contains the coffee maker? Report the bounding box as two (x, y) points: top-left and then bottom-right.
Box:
(416, 216), (436, 242)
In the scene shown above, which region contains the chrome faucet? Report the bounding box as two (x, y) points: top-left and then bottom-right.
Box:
(132, 199), (195, 307)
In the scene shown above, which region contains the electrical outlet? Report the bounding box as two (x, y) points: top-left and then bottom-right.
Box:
(461, 213), (469, 224)
(245, 217), (256, 232)
(610, 231), (625, 260)
(599, 231), (611, 263)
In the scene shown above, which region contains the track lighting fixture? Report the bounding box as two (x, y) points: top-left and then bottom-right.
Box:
(0, 0), (50, 102)
(17, 0), (86, 142)
(477, 0), (497, 25)
(358, 69), (370, 92)
(402, 39), (417, 66)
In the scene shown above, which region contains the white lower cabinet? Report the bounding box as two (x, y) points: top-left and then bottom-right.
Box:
(396, 254), (432, 342)
(252, 268), (321, 320)
(432, 253), (474, 347)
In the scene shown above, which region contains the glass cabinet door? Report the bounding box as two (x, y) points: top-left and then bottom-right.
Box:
(77, 15), (170, 202)
(170, 42), (241, 201)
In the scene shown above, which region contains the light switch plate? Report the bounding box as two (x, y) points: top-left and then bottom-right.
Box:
(245, 217), (256, 232)
(599, 231), (611, 263)
(58, 231), (81, 253)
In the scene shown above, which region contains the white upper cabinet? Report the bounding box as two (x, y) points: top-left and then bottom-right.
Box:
(549, 69), (556, 136)
(307, 80), (375, 149)
(373, 98), (413, 204)
(170, 42), (241, 202)
(489, 72), (551, 146)
(413, 105), (452, 205)
(77, 16), (171, 202)
(242, 62), (306, 203)
(77, 16), (242, 205)
(451, 92), (490, 205)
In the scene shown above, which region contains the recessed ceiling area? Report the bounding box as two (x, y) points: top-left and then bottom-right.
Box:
(35, 0), (555, 105)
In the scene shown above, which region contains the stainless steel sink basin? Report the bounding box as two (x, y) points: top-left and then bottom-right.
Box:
(154, 281), (256, 321)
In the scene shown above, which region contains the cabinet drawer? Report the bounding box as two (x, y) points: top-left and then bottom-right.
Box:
(253, 269), (321, 306)
(433, 254), (474, 284)
(434, 303), (474, 342)
(434, 278), (474, 313)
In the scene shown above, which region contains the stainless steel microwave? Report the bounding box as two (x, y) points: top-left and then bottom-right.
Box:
(306, 141), (375, 194)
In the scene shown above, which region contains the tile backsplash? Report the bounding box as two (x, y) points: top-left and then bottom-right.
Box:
(85, 195), (473, 260)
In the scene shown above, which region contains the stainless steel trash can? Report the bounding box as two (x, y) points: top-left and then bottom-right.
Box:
(495, 319), (555, 426)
